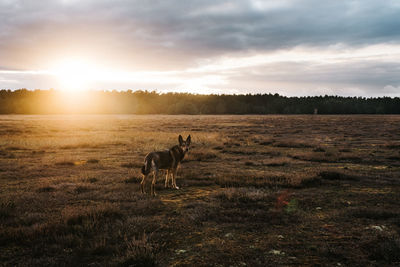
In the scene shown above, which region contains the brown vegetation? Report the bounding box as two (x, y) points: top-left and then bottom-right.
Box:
(1, 115), (400, 266)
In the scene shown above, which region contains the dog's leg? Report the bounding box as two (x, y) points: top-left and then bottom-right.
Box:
(151, 170), (158, 196)
(172, 168), (179, 189)
(140, 174), (147, 193)
(165, 170), (169, 188)
(169, 171), (174, 188)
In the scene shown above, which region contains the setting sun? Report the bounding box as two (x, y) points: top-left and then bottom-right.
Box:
(51, 59), (96, 91)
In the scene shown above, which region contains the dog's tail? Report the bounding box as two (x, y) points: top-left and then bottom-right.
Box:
(141, 159), (152, 175)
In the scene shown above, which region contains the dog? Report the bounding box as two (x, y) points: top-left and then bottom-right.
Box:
(140, 135), (191, 196)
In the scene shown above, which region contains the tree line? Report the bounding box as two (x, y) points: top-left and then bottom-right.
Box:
(1, 89), (399, 114)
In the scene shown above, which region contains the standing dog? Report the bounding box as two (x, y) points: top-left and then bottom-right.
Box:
(140, 135), (191, 196)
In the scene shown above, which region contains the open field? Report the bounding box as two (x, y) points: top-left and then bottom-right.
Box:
(1, 115), (400, 266)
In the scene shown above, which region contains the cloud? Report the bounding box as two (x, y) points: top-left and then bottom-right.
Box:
(2, 43), (400, 96)
(383, 85), (400, 97)
(0, 0), (400, 95)
(1, 0), (400, 67)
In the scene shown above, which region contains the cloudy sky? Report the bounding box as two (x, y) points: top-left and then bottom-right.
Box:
(1, 0), (400, 96)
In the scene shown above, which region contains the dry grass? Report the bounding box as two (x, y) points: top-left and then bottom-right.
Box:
(1, 114), (400, 266)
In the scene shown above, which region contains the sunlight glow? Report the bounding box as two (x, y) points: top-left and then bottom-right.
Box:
(48, 58), (229, 94)
(51, 59), (98, 91)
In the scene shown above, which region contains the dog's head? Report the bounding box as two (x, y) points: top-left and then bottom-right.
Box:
(178, 135), (191, 153)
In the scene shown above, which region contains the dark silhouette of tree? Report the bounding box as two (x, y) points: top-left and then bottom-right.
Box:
(0, 89), (399, 114)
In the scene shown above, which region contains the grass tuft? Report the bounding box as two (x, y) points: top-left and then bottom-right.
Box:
(364, 236), (400, 263)
(186, 150), (217, 161)
(319, 171), (359, 181)
(348, 208), (399, 220)
(385, 143), (400, 149)
(125, 176), (141, 183)
(62, 204), (123, 227)
(213, 187), (272, 203)
(0, 200), (15, 219)
(37, 186), (56, 193)
(87, 158), (100, 164)
(299, 176), (322, 188)
(121, 163), (141, 168)
(313, 147), (326, 152)
(121, 234), (157, 267)
(216, 174), (292, 188)
(55, 161), (75, 166)
(274, 141), (313, 148)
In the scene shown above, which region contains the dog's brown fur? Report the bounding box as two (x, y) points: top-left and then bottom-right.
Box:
(140, 135), (191, 196)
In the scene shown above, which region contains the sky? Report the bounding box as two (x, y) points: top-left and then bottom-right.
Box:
(1, 0), (400, 96)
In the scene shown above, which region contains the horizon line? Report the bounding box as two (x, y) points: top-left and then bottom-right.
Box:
(1, 88), (400, 99)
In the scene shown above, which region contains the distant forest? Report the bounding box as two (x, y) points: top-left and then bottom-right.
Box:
(1, 89), (400, 114)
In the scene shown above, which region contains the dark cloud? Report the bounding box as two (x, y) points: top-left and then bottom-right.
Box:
(1, 0), (400, 68)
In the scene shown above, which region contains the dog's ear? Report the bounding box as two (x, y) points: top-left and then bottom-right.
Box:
(186, 135), (191, 145)
(178, 135), (184, 145)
